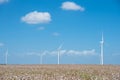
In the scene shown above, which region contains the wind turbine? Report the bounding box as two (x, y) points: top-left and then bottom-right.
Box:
(57, 43), (63, 65)
(40, 51), (46, 64)
(5, 48), (8, 65)
(100, 33), (104, 65)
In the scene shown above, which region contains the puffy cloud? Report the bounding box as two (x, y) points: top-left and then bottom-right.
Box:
(61, 1), (85, 11)
(26, 51), (48, 56)
(21, 49), (96, 57)
(48, 49), (96, 56)
(50, 50), (67, 56)
(0, 43), (4, 47)
(26, 52), (38, 56)
(67, 49), (96, 56)
(0, 0), (8, 4)
(21, 11), (51, 24)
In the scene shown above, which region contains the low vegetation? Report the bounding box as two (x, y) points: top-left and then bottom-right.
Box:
(0, 64), (120, 80)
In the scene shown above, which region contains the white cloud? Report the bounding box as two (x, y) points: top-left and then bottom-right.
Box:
(0, 0), (8, 4)
(52, 32), (60, 36)
(21, 11), (51, 24)
(50, 50), (67, 56)
(38, 27), (45, 30)
(26, 51), (48, 56)
(61, 1), (85, 11)
(67, 49), (96, 56)
(18, 49), (96, 57)
(48, 49), (96, 56)
(0, 43), (4, 47)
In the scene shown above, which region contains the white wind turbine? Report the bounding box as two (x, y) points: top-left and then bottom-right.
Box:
(57, 43), (63, 65)
(40, 51), (46, 64)
(5, 48), (8, 65)
(100, 33), (104, 65)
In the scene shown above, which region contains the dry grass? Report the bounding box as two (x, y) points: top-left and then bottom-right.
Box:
(0, 64), (120, 80)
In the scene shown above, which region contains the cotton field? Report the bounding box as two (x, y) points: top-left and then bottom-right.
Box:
(0, 65), (120, 80)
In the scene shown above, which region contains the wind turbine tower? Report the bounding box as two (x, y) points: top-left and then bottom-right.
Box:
(100, 33), (104, 65)
(40, 54), (43, 64)
(57, 44), (63, 65)
(5, 49), (8, 65)
(40, 51), (46, 64)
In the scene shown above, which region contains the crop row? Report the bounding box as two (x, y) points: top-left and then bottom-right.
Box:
(0, 65), (120, 80)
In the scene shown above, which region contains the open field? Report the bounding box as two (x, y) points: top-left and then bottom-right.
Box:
(0, 65), (120, 80)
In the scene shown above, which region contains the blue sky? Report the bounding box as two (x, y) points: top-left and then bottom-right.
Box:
(0, 0), (120, 64)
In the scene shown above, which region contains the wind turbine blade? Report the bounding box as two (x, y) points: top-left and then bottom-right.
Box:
(58, 43), (63, 50)
(42, 51), (47, 56)
(40, 51), (47, 64)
